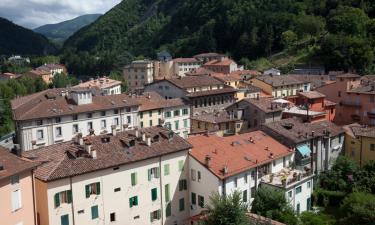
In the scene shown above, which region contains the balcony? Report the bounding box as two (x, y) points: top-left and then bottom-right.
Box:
(340, 100), (362, 108)
(261, 168), (314, 189)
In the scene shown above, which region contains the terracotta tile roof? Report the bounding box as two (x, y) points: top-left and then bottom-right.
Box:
(191, 111), (239, 124)
(166, 75), (224, 89)
(298, 91), (326, 99)
(75, 77), (121, 89)
(188, 131), (293, 179)
(263, 118), (345, 145)
(348, 82), (375, 94)
(245, 84), (262, 93)
(173, 58), (199, 63)
(37, 63), (66, 71)
(185, 67), (215, 76)
(343, 123), (375, 138)
(186, 87), (236, 98)
(336, 73), (361, 78)
(0, 147), (39, 181)
(230, 70), (261, 76)
(193, 52), (226, 58)
(288, 75), (333, 89)
(210, 73), (241, 82)
(11, 88), (140, 121)
(26, 69), (51, 76)
(204, 58), (235, 66)
(137, 92), (187, 111)
(255, 75), (306, 87)
(23, 126), (192, 181)
(240, 98), (283, 113)
(324, 99), (337, 106)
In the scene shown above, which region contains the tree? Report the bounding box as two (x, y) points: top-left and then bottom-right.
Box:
(295, 15), (325, 38)
(52, 73), (78, 88)
(204, 191), (249, 225)
(300, 211), (335, 225)
(327, 6), (369, 36)
(34, 77), (48, 92)
(251, 187), (298, 225)
(109, 70), (128, 93)
(340, 192), (375, 225)
(281, 30), (298, 49)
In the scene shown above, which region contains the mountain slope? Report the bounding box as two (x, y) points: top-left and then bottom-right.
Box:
(34, 14), (102, 41)
(0, 17), (56, 55)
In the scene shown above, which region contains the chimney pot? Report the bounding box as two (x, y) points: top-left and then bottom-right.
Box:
(141, 132), (146, 141)
(146, 136), (152, 146)
(91, 149), (97, 159)
(205, 155), (211, 168)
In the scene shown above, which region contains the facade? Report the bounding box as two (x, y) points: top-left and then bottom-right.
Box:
(287, 75), (334, 90)
(193, 53), (227, 63)
(74, 77), (122, 95)
(11, 88), (140, 152)
(36, 64), (67, 76)
(0, 72), (20, 80)
(187, 131), (296, 217)
(262, 118), (345, 174)
(343, 124), (375, 166)
(144, 76), (237, 115)
(263, 68), (281, 76)
(23, 126), (192, 225)
(226, 98), (283, 130)
(123, 60), (156, 91)
(0, 147), (38, 225)
(172, 58), (202, 77)
(203, 58), (243, 74)
(251, 75), (310, 98)
(24, 69), (53, 84)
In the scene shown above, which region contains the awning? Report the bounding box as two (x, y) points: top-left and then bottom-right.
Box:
(297, 144), (311, 157)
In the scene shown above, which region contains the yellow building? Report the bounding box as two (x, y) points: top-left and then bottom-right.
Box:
(343, 123), (375, 166)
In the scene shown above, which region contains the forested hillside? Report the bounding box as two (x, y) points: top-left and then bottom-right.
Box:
(63, 0), (375, 74)
(0, 17), (56, 55)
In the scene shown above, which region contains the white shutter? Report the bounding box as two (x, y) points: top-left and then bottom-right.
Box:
(11, 189), (22, 211)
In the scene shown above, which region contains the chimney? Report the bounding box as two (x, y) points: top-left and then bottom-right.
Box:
(223, 165), (228, 175)
(249, 137), (254, 143)
(135, 127), (139, 138)
(205, 155), (211, 168)
(269, 152), (274, 159)
(77, 133), (83, 145)
(265, 146), (269, 151)
(85, 142), (92, 154)
(91, 149), (97, 159)
(141, 132), (146, 142)
(146, 135), (152, 146)
(111, 125), (117, 136)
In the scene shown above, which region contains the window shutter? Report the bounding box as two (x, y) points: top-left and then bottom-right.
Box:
(183, 180), (187, 190)
(67, 190), (72, 203)
(150, 212), (153, 222)
(54, 193), (60, 208)
(164, 164), (170, 175)
(135, 196), (138, 205)
(192, 192), (196, 205)
(148, 169), (152, 181)
(166, 203), (171, 217)
(157, 209), (161, 219)
(96, 182), (101, 195)
(129, 198), (133, 208)
(156, 168), (160, 178)
(151, 188), (157, 201)
(131, 173), (136, 186)
(165, 184), (170, 202)
(179, 180), (183, 191)
(85, 185), (90, 198)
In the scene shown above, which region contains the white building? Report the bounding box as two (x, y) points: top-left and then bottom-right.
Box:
(74, 77), (122, 95)
(172, 58), (202, 77)
(23, 126), (192, 225)
(187, 131), (304, 217)
(11, 88), (140, 152)
(123, 60), (156, 91)
(263, 68), (281, 76)
(37, 64), (66, 76)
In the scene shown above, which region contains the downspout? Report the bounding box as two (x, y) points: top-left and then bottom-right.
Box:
(31, 170), (37, 225)
(159, 156), (164, 224)
(69, 177), (76, 225)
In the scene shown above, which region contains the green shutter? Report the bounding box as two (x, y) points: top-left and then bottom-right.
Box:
(67, 190), (72, 203)
(96, 182), (101, 195)
(157, 209), (161, 219)
(61, 214), (69, 225)
(178, 160), (184, 171)
(134, 196), (138, 206)
(91, 205), (99, 219)
(150, 212), (153, 222)
(165, 184), (170, 202)
(85, 185), (90, 198)
(179, 180), (183, 191)
(148, 169), (152, 181)
(151, 188), (157, 201)
(54, 193), (60, 208)
(129, 197), (133, 208)
(192, 192), (196, 205)
(166, 203), (171, 217)
(164, 164), (170, 176)
(156, 168), (160, 178)
(183, 179), (187, 190)
(179, 198), (185, 211)
(131, 173), (137, 186)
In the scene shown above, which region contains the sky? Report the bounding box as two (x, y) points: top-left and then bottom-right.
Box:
(0, 0), (122, 29)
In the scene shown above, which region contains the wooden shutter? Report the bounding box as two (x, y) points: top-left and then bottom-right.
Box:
(165, 184), (170, 202)
(129, 197), (133, 208)
(183, 179), (187, 190)
(67, 190), (72, 203)
(134, 196), (138, 205)
(151, 188), (157, 201)
(96, 182), (101, 195)
(155, 168), (160, 178)
(85, 185), (90, 198)
(164, 164), (170, 175)
(148, 169), (152, 181)
(54, 193), (60, 208)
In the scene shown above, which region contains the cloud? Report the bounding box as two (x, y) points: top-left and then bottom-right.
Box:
(0, 0), (122, 29)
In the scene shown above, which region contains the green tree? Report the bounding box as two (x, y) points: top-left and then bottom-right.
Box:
(251, 187), (297, 225)
(295, 15), (325, 38)
(281, 30), (298, 49)
(327, 6), (369, 36)
(300, 211), (335, 225)
(109, 70), (128, 93)
(34, 77), (48, 92)
(204, 191), (249, 225)
(340, 192), (375, 225)
(52, 73), (78, 88)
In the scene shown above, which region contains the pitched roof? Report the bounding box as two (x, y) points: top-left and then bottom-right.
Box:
(287, 75), (333, 89)
(343, 123), (375, 138)
(75, 77), (121, 89)
(166, 75), (224, 89)
(37, 64), (66, 71)
(173, 58), (199, 63)
(186, 87), (236, 98)
(0, 147), (38, 181)
(348, 82), (375, 95)
(263, 118), (345, 145)
(11, 88), (139, 121)
(210, 73), (241, 82)
(240, 98), (283, 113)
(188, 131), (293, 179)
(137, 92), (187, 111)
(298, 91), (326, 99)
(185, 67), (216, 76)
(230, 70), (261, 77)
(255, 75), (306, 87)
(23, 126), (192, 181)
(191, 111), (239, 124)
(204, 59), (236, 66)
(336, 73), (361, 78)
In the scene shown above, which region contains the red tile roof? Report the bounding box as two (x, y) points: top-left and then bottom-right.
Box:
(173, 58), (199, 63)
(188, 131), (293, 179)
(298, 91), (326, 99)
(204, 59), (235, 66)
(166, 75), (225, 89)
(137, 92), (187, 111)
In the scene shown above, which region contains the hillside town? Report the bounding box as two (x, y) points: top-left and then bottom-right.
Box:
(1, 51), (375, 225)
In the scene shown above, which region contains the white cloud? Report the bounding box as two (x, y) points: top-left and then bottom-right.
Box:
(0, 0), (121, 29)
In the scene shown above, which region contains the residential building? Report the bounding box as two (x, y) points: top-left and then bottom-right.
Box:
(0, 147), (38, 225)
(0, 72), (20, 81)
(343, 124), (375, 166)
(231, 70), (261, 81)
(203, 58), (243, 74)
(287, 75), (335, 90)
(8, 55), (30, 65)
(190, 111), (245, 136)
(144, 76), (237, 115)
(290, 66), (325, 75)
(23, 126), (192, 225)
(251, 75), (310, 98)
(193, 53), (227, 63)
(262, 118), (345, 174)
(226, 98), (283, 130)
(123, 60), (156, 91)
(157, 51), (172, 62)
(172, 58), (202, 77)
(263, 68), (281, 76)
(283, 91), (336, 122)
(11, 88), (140, 152)
(74, 77), (122, 95)
(136, 92), (190, 138)
(188, 131), (297, 217)
(24, 69), (54, 84)
(36, 64), (67, 76)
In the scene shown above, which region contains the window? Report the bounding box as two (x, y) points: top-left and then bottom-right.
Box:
(36, 120), (43, 126)
(87, 122), (93, 131)
(140, 122), (144, 128)
(110, 212), (116, 222)
(91, 205), (99, 219)
(198, 195), (205, 208)
(175, 121), (179, 130)
(251, 187), (256, 198)
(183, 119), (188, 128)
(114, 109), (119, 114)
(191, 169), (196, 181)
(288, 190), (292, 198)
(114, 188), (121, 192)
(338, 91), (341, 97)
(87, 113), (92, 118)
(174, 110), (180, 117)
(179, 198), (185, 211)
(296, 203), (300, 214)
(166, 203), (171, 217)
(140, 112), (143, 119)
(178, 160), (184, 171)
(55, 117), (61, 123)
(251, 171), (255, 180)
(131, 172), (137, 186)
(296, 186), (302, 194)
(197, 171), (201, 182)
(151, 188), (158, 201)
(243, 190), (248, 202)
(54, 190), (72, 207)
(165, 184), (170, 202)
(165, 111), (171, 118)
(192, 192), (197, 205)
(11, 189), (22, 211)
(370, 144), (375, 151)
(85, 182), (100, 198)
(61, 214), (69, 225)
(182, 108), (189, 115)
(10, 175), (19, 185)
(72, 115), (78, 121)
(234, 177), (238, 187)
(37, 130), (44, 140)
(149, 120), (153, 126)
(272, 160), (276, 167)
(129, 196), (138, 207)
(127, 116), (131, 124)
(101, 111), (106, 116)
(150, 210), (161, 222)
(101, 120), (106, 129)
(307, 181), (311, 188)
(179, 179), (187, 191)
(164, 122), (171, 130)
(244, 173), (248, 184)
(73, 124), (79, 134)
(114, 118), (119, 126)
(164, 164), (170, 176)
(148, 167), (160, 181)
(55, 127), (62, 137)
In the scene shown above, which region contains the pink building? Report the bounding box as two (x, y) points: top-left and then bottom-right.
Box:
(0, 147), (38, 225)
